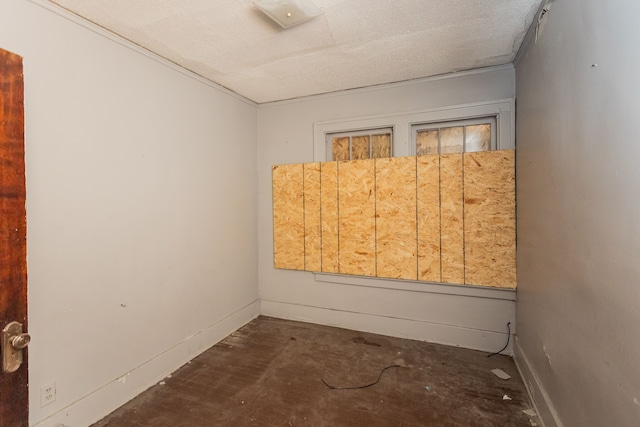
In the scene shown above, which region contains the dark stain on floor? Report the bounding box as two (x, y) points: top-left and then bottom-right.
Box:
(92, 316), (537, 426)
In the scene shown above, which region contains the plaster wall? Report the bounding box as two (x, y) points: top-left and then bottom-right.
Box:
(0, 1), (259, 425)
(258, 67), (518, 352)
(515, 0), (640, 425)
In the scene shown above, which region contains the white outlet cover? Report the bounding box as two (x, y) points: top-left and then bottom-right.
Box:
(40, 381), (56, 407)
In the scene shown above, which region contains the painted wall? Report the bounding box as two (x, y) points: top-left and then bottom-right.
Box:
(0, 1), (259, 426)
(258, 67), (518, 353)
(515, 0), (640, 426)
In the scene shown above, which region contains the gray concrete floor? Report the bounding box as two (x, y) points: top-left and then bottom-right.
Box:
(92, 316), (537, 426)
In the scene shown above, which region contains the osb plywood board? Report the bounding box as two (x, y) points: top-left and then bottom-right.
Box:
(440, 154), (465, 284)
(332, 137), (349, 161)
(320, 162), (339, 273)
(272, 163), (304, 270)
(376, 157), (417, 280)
(417, 155), (441, 282)
(352, 135), (370, 160)
(304, 163), (321, 272)
(464, 150), (516, 288)
(372, 134), (391, 158)
(338, 159), (376, 276)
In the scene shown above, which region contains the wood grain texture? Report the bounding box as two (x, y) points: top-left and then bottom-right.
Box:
(439, 154), (465, 284)
(417, 154), (441, 282)
(272, 163), (305, 270)
(0, 47), (28, 427)
(303, 163), (322, 272)
(320, 162), (339, 273)
(332, 137), (349, 161)
(464, 150), (516, 288)
(376, 157), (417, 280)
(338, 159), (376, 276)
(372, 134), (391, 158)
(352, 135), (370, 160)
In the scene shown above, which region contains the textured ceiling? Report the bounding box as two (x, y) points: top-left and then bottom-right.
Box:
(49, 0), (542, 103)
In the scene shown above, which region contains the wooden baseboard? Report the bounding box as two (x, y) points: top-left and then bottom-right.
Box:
(260, 299), (512, 353)
(513, 337), (564, 427)
(32, 300), (261, 427)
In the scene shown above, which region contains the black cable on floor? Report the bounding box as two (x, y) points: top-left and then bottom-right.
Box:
(321, 365), (401, 390)
(487, 322), (511, 358)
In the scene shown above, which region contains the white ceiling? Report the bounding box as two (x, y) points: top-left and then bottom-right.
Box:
(49, 0), (542, 104)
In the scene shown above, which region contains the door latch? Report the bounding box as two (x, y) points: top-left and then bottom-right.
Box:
(2, 321), (30, 373)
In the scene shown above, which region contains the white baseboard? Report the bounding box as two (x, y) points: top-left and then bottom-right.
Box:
(32, 300), (261, 427)
(260, 299), (512, 353)
(513, 337), (563, 427)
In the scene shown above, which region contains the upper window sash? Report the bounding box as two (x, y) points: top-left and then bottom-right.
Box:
(313, 99), (514, 162)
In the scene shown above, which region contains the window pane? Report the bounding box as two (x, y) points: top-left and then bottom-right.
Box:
(440, 126), (463, 154)
(372, 134), (391, 158)
(332, 137), (350, 161)
(352, 135), (370, 160)
(465, 124), (491, 152)
(416, 130), (439, 156)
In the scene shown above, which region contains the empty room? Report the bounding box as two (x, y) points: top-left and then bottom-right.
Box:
(0, 0), (638, 426)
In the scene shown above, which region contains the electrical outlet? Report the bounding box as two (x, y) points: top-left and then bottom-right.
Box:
(40, 381), (56, 407)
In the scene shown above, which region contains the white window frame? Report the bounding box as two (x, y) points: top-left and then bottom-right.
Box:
(325, 127), (394, 160)
(313, 99), (515, 162)
(412, 116), (497, 154)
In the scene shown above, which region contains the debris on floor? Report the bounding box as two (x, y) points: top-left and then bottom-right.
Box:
(523, 409), (537, 416)
(503, 394), (512, 400)
(92, 317), (535, 427)
(491, 368), (512, 380)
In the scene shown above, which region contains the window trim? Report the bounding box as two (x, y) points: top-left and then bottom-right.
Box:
(314, 116), (408, 161)
(412, 116), (497, 155)
(313, 99), (515, 162)
(326, 127), (394, 161)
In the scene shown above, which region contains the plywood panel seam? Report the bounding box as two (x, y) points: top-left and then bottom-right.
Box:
(303, 162), (322, 272)
(272, 172), (276, 267)
(415, 156), (419, 281)
(462, 154), (466, 285)
(319, 163), (323, 272)
(374, 159), (378, 278)
(302, 165), (307, 271)
(320, 162), (339, 274)
(438, 156), (443, 281)
(336, 162), (341, 274)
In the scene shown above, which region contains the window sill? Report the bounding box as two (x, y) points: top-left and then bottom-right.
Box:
(313, 273), (515, 301)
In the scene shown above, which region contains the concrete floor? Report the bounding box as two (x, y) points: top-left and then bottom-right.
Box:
(92, 317), (538, 426)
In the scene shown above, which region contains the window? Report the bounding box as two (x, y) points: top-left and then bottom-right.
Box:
(413, 117), (496, 155)
(326, 128), (393, 161)
(313, 99), (514, 162)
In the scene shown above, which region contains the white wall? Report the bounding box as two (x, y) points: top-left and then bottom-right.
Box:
(0, 1), (259, 426)
(258, 66), (518, 353)
(515, 0), (640, 426)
